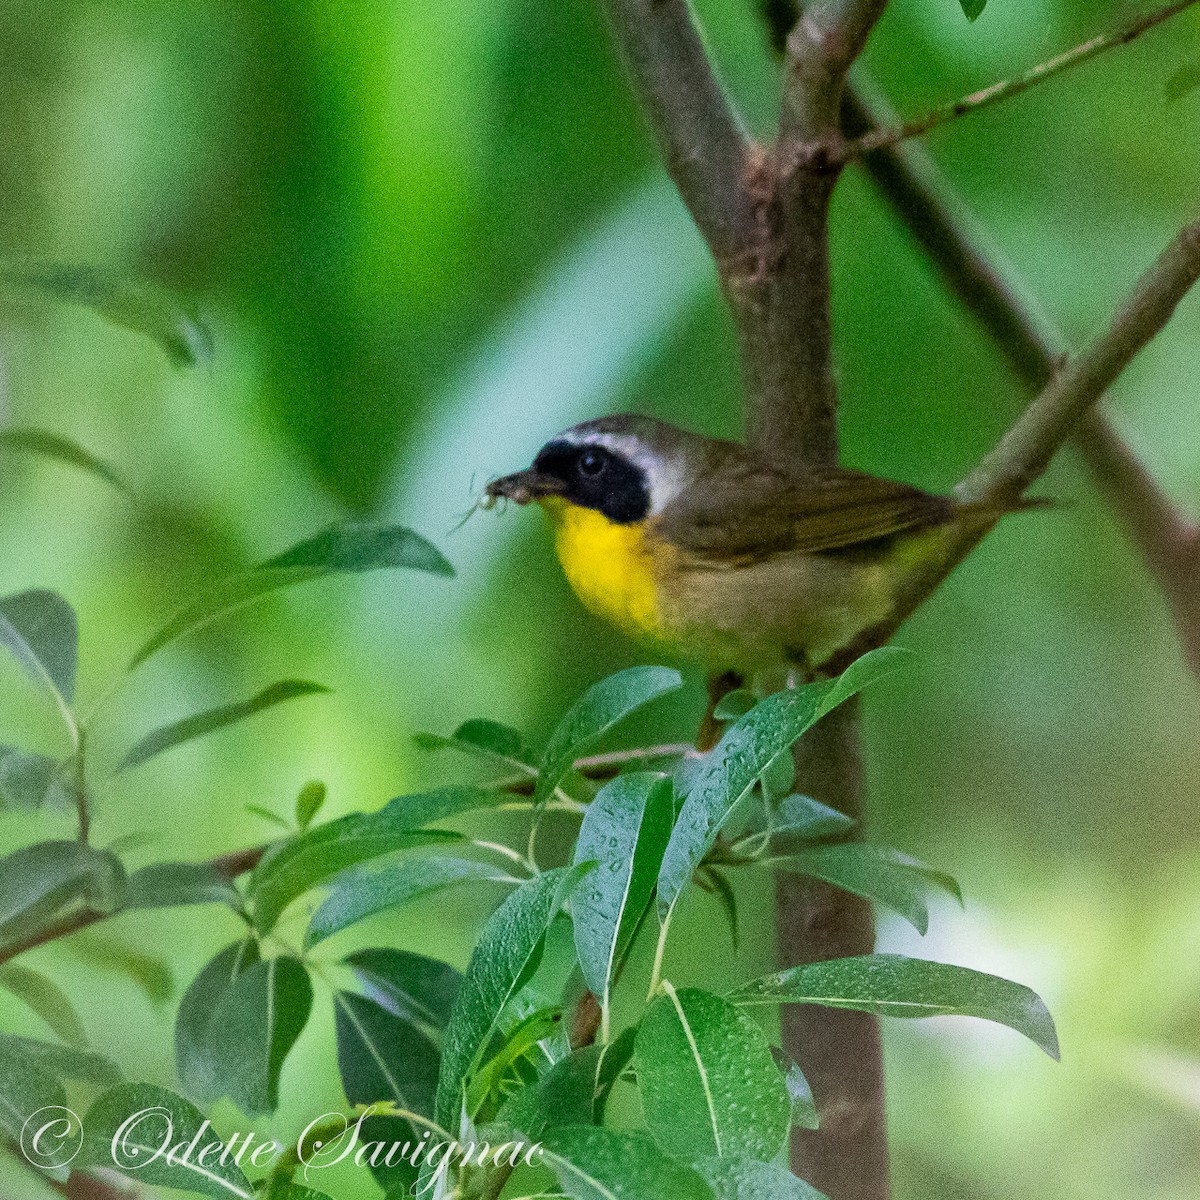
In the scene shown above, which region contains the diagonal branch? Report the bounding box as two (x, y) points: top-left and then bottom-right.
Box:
(830, 212), (1200, 665)
(594, 0), (757, 262)
(846, 0), (1200, 158)
(959, 219), (1200, 504)
(843, 83), (1200, 678)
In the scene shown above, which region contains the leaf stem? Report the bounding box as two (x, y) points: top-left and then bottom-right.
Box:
(646, 906), (674, 1000)
(71, 727), (90, 844)
(472, 839), (537, 876)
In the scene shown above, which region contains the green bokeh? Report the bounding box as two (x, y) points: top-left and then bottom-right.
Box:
(3, 0), (1200, 1196)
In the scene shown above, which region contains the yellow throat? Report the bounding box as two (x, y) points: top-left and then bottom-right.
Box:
(537, 496), (661, 643)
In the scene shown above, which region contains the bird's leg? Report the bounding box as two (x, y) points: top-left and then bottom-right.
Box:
(697, 670), (743, 751)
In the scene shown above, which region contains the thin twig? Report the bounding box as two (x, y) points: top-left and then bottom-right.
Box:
(594, 0), (757, 262)
(847, 0), (1200, 157)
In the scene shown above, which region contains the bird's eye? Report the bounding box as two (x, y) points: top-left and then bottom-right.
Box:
(578, 449), (606, 477)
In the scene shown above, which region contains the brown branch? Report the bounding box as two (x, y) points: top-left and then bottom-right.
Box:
(832, 213), (1200, 663)
(777, 700), (888, 1200)
(960, 220), (1200, 505)
(60, 1169), (137, 1200)
(846, 0), (1200, 158)
(594, 0), (757, 263)
(737, 0), (889, 467)
(843, 82), (1200, 678)
(738, 4), (896, 1197)
(783, 0), (890, 137)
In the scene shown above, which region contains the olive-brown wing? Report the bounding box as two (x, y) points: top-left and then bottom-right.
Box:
(656, 465), (955, 565)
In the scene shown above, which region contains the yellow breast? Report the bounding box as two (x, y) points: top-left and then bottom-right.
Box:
(538, 498), (662, 643)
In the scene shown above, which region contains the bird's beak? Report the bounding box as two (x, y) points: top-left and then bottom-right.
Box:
(485, 469), (566, 506)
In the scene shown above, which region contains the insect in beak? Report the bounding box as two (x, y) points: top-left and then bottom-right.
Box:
(484, 470), (566, 507)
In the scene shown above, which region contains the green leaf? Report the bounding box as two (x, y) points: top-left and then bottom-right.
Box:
(535, 667), (683, 805)
(124, 862), (242, 910)
(772, 846), (926, 933)
(306, 856), (517, 948)
(0, 428), (127, 493)
(334, 990), (440, 1114)
(246, 787), (492, 932)
(0, 964), (88, 1047)
(711, 690), (754, 721)
(772, 794), (855, 842)
(435, 865), (591, 1130)
(0, 747), (63, 809)
(334, 989), (439, 1194)
(129, 522), (453, 670)
(262, 523), (454, 575)
(0, 589), (78, 718)
(1167, 62), (1200, 104)
(345, 949), (462, 1032)
(80, 1083), (253, 1198)
(295, 781), (327, 831)
(540, 1126), (712, 1200)
(70, 933), (174, 1005)
(960, 0), (986, 19)
(0, 1051), (67, 1158)
(729, 953), (1060, 1059)
(0, 261), (212, 366)
(206, 956), (313, 1116)
(696, 1156), (827, 1200)
(636, 985), (790, 1162)
(759, 750), (796, 801)
(499, 1043), (605, 1137)
(0, 1034), (120, 1088)
(0, 841), (126, 954)
(774, 1049), (818, 1130)
(415, 718), (535, 775)
(594, 1024), (638, 1118)
(467, 1005), (564, 1118)
(175, 939), (260, 1102)
(658, 649), (902, 918)
(117, 679), (330, 773)
(572, 774), (673, 1004)
(246, 803), (292, 831)
(771, 845), (963, 934)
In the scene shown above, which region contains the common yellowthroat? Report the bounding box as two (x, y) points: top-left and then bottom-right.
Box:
(487, 415), (1015, 674)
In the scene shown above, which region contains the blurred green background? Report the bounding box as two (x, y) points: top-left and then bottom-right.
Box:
(2, 0), (1200, 1195)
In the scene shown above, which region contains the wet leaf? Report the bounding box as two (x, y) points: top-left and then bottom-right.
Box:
(636, 984), (790, 1162)
(536, 667), (683, 805)
(730, 953), (1059, 1059)
(572, 774), (673, 1005)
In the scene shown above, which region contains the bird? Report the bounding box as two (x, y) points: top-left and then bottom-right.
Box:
(486, 414), (1024, 677)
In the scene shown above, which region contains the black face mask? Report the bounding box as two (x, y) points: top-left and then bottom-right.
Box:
(532, 441), (651, 524)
